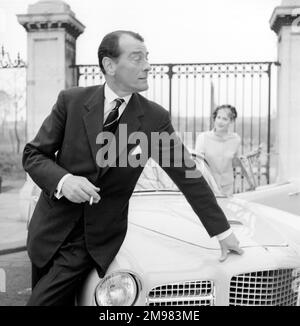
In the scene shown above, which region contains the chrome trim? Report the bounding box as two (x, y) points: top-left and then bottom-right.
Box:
(228, 220), (243, 226)
(288, 191), (300, 196)
(229, 269), (299, 306)
(146, 280), (215, 306)
(147, 294), (215, 305)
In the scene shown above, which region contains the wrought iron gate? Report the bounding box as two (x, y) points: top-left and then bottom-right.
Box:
(74, 61), (278, 192)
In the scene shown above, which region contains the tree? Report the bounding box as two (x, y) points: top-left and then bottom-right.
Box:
(0, 68), (26, 153)
(0, 90), (12, 146)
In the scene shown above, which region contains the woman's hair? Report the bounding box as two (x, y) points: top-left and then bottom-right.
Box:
(212, 105), (237, 121)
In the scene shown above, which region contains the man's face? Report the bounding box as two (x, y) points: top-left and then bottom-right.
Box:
(110, 34), (151, 95)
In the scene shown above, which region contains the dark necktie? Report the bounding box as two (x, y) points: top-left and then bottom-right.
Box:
(103, 98), (125, 134)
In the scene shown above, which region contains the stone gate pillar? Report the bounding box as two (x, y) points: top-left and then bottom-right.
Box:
(17, 0), (85, 141)
(17, 0), (85, 221)
(270, 0), (300, 180)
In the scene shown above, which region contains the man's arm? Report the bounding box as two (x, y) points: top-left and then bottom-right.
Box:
(54, 173), (73, 199)
(152, 112), (230, 237)
(152, 111), (243, 260)
(22, 91), (70, 198)
(22, 91), (101, 204)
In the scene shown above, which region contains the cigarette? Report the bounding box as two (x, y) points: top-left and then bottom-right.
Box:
(89, 196), (93, 206)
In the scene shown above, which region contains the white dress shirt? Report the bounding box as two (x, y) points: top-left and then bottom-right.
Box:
(103, 83), (132, 122)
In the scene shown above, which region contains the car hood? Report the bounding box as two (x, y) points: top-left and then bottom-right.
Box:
(128, 193), (289, 249)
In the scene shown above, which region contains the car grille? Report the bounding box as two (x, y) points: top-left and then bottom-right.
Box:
(229, 269), (299, 306)
(146, 280), (215, 306)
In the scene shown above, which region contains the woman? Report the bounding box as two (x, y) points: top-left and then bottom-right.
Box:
(196, 105), (241, 196)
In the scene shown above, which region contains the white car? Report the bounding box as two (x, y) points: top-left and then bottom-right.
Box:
(26, 154), (300, 306)
(76, 154), (300, 306)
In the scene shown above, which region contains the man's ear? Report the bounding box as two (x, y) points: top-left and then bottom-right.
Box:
(102, 57), (116, 76)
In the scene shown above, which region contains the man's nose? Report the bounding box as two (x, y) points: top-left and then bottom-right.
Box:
(143, 61), (151, 72)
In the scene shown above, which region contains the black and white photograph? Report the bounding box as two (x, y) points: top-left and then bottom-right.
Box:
(0, 0), (300, 308)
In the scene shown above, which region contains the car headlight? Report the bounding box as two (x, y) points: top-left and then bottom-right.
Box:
(95, 272), (139, 306)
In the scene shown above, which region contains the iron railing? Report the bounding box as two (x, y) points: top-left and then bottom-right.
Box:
(0, 46), (26, 69)
(73, 61), (278, 191)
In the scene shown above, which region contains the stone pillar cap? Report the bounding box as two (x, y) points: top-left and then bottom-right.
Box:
(28, 0), (74, 15)
(281, 0), (300, 6)
(270, 0), (300, 34)
(17, 0), (85, 38)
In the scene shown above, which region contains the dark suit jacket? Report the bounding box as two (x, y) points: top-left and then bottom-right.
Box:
(23, 85), (230, 273)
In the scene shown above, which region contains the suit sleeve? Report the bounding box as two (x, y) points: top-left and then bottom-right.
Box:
(22, 91), (69, 198)
(152, 111), (230, 237)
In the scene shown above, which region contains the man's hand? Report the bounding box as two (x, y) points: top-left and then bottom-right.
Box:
(61, 175), (100, 204)
(219, 233), (244, 262)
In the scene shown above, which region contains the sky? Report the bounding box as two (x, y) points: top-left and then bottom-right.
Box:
(0, 0), (281, 65)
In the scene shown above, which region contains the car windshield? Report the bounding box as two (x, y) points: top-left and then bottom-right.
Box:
(134, 153), (225, 197)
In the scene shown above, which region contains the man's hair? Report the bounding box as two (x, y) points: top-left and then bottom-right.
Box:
(212, 104), (238, 121)
(98, 30), (144, 74)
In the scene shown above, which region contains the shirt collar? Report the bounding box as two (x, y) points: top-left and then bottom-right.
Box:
(104, 83), (132, 105)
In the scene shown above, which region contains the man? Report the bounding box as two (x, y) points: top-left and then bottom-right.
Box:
(23, 30), (243, 306)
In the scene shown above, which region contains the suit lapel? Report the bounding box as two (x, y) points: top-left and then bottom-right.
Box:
(99, 93), (144, 178)
(83, 85), (105, 174)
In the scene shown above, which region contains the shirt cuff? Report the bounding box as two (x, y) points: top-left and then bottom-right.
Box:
(216, 228), (233, 241)
(54, 174), (72, 199)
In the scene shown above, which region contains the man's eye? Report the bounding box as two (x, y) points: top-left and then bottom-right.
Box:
(132, 55), (142, 62)
(131, 54), (148, 63)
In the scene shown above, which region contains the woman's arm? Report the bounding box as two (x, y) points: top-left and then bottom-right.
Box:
(232, 135), (242, 168)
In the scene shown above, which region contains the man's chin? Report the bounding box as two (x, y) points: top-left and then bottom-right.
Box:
(136, 83), (149, 92)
